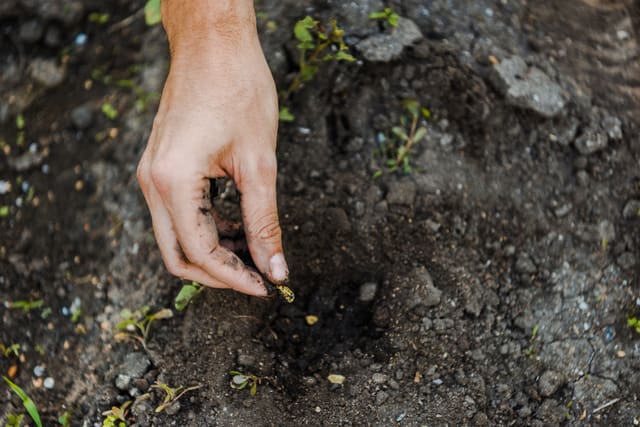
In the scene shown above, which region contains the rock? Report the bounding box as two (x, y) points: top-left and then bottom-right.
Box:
(515, 253), (537, 275)
(19, 19), (44, 43)
(574, 129), (608, 155)
(535, 399), (565, 424)
(385, 179), (416, 206)
(333, 0), (384, 37)
(115, 374), (132, 391)
(375, 390), (389, 405)
(601, 115), (622, 140)
(597, 220), (615, 243)
(488, 56), (565, 118)
(372, 373), (388, 384)
(120, 353), (151, 379)
(44, 25), (62, 47)
(356, 17), (423, 62)
(43, 377), (55, 389)
(237, 353), (257, 368)
(617, 252), (636, 270)
(70, 105), (93, 130)
(165, 401), (181, 416)
(28, 58), (66, 88)
(131, 398), (153, 423)
(402, 266), (442, 309)
(623, 200), (640, 219)
(325, 207), (351, 232)
(538, 370), (564, 397)
(358, 282), (378, 302)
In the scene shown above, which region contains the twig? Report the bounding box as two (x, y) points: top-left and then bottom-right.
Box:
(592, 398), (621, 413)
(108, 8), (145, 34)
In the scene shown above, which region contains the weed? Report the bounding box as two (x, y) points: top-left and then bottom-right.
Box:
(88, 12), (110, 24)
(229, 370), (261, 396)
(628, 316), (640, 334)
(144, 0), (161, 26)
(2, 376), (43, 427)
(6, 299), (44, 313)
(0, 343), (21, 358)
(57, 411), (72, 427)
(374, 99), (430, 177)
(114, 306), (173, 346)
(5, 414), (24, 427)
(101, 103), (118, 120)
(278, 107), (295, 123)
(368, 8), (400, 28)
(152, 381), (203, 413)
(174, 281), (204, 312)
(279, 16), (355, 120)
(101, 401), (130, 427)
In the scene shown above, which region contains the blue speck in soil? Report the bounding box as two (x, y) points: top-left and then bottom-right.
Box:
(75, 33), (88, 46)
(604, 326), (615, 342)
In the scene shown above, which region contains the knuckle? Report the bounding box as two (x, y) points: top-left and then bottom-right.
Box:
(149, 159), (174, 193)
(136, 158), (150, 192)
(250, 212), (282, 243)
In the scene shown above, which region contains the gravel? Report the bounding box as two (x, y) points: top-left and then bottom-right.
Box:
(70, 105), (93, 130)
(385, 179), (417, 206)
(538, 370), (565, 397)
(119, 352), (152, 379)
(622, 199), (640, 219)
(574, 129), (608, 155)
(28, 58), (66, 88)
(358, 282), (378, 302)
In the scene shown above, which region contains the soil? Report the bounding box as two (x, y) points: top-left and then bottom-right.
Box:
(1, 0), (640, 426)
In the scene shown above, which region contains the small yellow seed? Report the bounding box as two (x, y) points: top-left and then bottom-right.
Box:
(274, 284), (295, 303)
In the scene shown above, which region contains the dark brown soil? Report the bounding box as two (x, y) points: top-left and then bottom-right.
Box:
(1, 0), (640, 426)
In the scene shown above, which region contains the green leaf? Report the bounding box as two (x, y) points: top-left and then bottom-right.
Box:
(278, 107), (295, 122)
(413, 127), (427, 143)
(6, 413), (24, 427)
(250, 381), (257, 396)
(388, 13), (400, 27)
(175, 283), (204, 311)
(16, 114), (25, 130)
(101, 103), (118, 120)
(144, 0), (162, 26)
(420, 107), (431, 119)
(300, 64), (318, 82)
(0, 205), (9, 218)
(368, 11), (387, 20)
(58, 411), (72, 427)
(3, 376), (43, 427)
(391, 126), (408, 141)
(334, 50), (356, 62)
(372, 170), (383, 179)
(294, 17), (315, 43)
(402, 99), (420, 116)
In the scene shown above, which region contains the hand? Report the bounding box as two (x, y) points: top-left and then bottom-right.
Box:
(136, 2), (288, 296)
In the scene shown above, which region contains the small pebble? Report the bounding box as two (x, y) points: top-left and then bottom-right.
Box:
(43, 377), (55, 389)
(433, 378), (443, 385)
(33, 365), (45, 377)
(0, 180), (11, 194)
(74, 33), (88, 46)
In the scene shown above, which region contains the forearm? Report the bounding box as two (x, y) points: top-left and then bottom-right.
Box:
(161, 0), (257, 59)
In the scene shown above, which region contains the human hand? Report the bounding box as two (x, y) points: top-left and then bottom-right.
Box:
(136, 1), (288, 296)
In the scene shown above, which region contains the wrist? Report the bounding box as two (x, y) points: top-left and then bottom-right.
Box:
(162, 0), (257, 59)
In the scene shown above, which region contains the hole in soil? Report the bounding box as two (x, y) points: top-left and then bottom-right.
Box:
(257, 274), (388, 393)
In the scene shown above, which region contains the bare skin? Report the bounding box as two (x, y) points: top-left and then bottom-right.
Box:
(136, 0), (288, 296)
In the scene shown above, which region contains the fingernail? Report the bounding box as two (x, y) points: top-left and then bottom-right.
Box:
(269, 253), (289, 283)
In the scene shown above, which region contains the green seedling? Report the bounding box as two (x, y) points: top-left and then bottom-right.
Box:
(0, 343), (21, 358)
(175, 282), (205, 312)
(114, 306), (173, 346)
(229, 370), (261, 396)
(152, 381), (203, 413)
(3, 376), (43, 427)
(144, 0), (161, 26)
(6, 299), (44, 313)
(0, 205), (9, 217)
(101, 103), (118, 120)
(628, 316), (640, 334)
(374, 99), (430, 177)
(5, 413), (24, 427)
(58, 411), (72, 427)
(279, 16), (356, 120)
(88, 12), (110, 24)
(15, 114), (25, 147)
(101, 401), (130, 427)
(278, 107), (295, 123)
(368, 8), (400, 27)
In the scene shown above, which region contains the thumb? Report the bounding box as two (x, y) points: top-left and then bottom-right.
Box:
(238, 154), (288, 283)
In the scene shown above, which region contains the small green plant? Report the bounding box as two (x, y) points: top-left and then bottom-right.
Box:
(174, 282), (205, 312)
(374, 99), (430, 177)
(5, 413), (24, 427)
(57, 411), (72, 427)
(229, 370), (261, 396)
(0, 205), (9, 217)
(144, 0), (161, 26)
(0, 343), (21, 358)
(101, 401), (130, 427)
(101, 103), (118, 120)
(3, 376), (43, 427)
(6, 299), (44, 313)
(628, 316), (640, 334)
(15, 114), (25, 146)
(114, 306), (173, 346)
(279, 16), (356, 120)
(368, 8), (399, 27)
(88, 12), (110, 24)
(152, 381), (202, 413)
